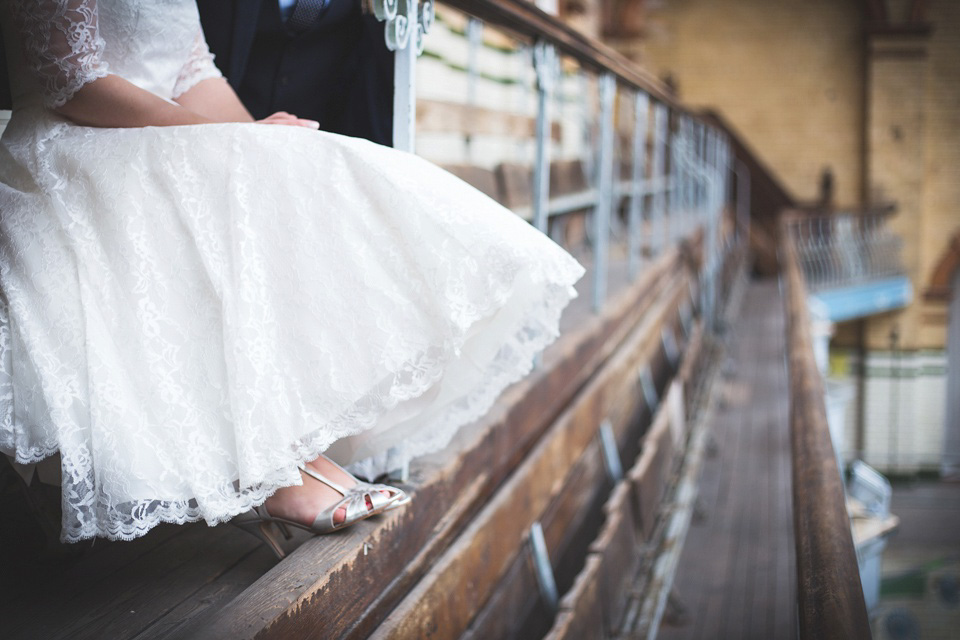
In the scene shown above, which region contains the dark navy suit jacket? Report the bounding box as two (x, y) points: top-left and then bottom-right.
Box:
(197, 0), (394, 146)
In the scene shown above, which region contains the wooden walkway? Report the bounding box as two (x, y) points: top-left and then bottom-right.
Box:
(659, 279), (797, 640)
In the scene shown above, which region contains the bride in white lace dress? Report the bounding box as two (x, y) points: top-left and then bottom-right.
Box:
(0, 0), (583, 545)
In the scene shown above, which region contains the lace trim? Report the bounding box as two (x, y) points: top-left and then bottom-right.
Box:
(171, 27), (222, 99)
(11, 0), (111, 109)
(7, 277), (579, 542)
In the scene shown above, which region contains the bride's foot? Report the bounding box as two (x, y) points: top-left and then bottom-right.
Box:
(264, 456), (395, 526)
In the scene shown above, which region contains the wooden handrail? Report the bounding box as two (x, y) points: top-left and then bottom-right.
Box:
(439, 0), (680, 109)
(781, 221), (872, 639)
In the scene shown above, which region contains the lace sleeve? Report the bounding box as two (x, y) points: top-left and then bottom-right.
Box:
(11, 0), (110, 109)
(171, 27), (222, 99)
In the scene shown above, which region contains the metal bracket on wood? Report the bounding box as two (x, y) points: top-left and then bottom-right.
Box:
(661, 326), (680, 368)
(387, 443), (410, 483)
(639, 365), (659, 412)
(530, 521), (559, 614)
(679, 300), (693, 338)
(598, 419), (624, 482)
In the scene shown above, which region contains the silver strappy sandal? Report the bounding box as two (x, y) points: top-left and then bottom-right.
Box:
(232, 463), (400, 559)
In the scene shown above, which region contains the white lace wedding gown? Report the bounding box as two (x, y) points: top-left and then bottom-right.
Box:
(0, 0), (583, 542)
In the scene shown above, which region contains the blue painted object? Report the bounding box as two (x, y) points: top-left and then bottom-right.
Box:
(810, 276), (913, 323)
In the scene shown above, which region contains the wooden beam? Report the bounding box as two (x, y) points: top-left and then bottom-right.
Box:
(417, 99), (561, 141)
(589, 483), (640, 635)
(781, 224), (871, 640)
(545, 555), (605, 640)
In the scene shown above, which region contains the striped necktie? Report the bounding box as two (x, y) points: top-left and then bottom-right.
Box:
(288, 0), (329, 32)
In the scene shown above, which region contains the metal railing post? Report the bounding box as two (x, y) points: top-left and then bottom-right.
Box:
(532, 42), (556, 237)
(593, 73), (616, 312)
(668, 111), (679, 246)
(628, 91), (649, 280)
(391, 0), (420, 152)
(465, 17), (483, 162)
(650, 103), (667, 258)
(376, 0), (433, 481)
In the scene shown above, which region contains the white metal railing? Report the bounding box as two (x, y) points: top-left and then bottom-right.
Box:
(787, 212), (904, 292)
(371, 0), (744, 328)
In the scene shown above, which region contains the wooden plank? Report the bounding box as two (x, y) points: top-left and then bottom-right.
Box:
(782, 227), (871, 640)
(589, 482), (640, 635)
(417, 99), (561, 141)
(495, 162), (533, 209)
(627, 443), (659, 542)
(550, 159), (589, 196)
(666, 382), (686, 450)
(188, 249), (689, 640)
(135, 547), (278, 640)
(6, 523), (240, 640)
(677, 322), (705, 405)
(441, 164), (500, 201)
(2, 517), (189, 612)
(459, 545), (545, 640)
(541, 439), (612, 595)
(64, 529), (262, 640)
(368, 273), (691, 640)
(645, 407), (677, 503)
(658, 280), (802, 640)
(465, 378), (663, 640)
(546, 554), (604, 640)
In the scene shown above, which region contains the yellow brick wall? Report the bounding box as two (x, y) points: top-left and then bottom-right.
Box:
(919, 0), (960, 348)
(614, 0), (959, 351)
(855, 0), (960, 351)
(862, 34), (928, 350)
(629, 0), (865, 206)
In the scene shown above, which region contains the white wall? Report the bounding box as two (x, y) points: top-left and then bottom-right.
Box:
(831, 347), (948, 473)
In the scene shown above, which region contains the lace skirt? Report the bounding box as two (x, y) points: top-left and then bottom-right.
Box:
(0, 112), (583, 542)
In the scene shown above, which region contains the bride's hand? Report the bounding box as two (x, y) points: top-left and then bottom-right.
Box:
(257, 112), (321, 129)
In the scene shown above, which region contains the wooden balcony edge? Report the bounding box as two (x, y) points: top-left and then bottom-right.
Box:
(781, 225), (871, 640)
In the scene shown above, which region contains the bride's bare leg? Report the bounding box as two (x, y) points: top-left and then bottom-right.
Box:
(262, 457), (392, 526)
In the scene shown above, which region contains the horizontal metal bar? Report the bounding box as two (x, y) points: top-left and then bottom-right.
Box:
(440, 0), (684, 112)
(512, 176), (676, 222)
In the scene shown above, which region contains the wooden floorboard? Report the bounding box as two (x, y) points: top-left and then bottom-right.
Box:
(658, 279), (796, 640)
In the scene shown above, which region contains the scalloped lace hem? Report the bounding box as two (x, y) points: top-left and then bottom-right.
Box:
(8, 276), (579, 543)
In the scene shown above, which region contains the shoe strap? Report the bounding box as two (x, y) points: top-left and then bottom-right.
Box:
(299, 463), (348, 496)
(311, 489), (371, 530)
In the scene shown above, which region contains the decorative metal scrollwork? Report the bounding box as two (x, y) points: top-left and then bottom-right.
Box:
(373, 0), (398, 21)
(374, 0), (433, 54)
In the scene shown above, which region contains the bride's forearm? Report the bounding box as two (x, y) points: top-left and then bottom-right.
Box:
(174, 77), (255, 123)
(56, 75), (215, 128)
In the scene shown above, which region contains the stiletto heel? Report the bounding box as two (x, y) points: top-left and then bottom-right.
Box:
(273, 521), (292, 540)
(233, 508), (288, 559)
